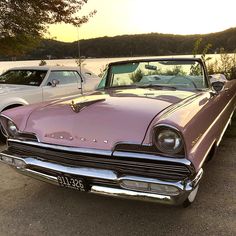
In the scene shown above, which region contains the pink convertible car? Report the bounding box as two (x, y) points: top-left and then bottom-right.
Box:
(0, 58), (236, 207)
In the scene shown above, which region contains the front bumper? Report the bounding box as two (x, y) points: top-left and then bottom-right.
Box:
(0, 151), (203, 205)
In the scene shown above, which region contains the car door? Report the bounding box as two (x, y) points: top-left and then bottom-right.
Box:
(194, 69), (235, 148)
(42, 70), (82, 101)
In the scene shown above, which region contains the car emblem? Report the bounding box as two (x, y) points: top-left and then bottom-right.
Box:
(70, 99), (105, 113)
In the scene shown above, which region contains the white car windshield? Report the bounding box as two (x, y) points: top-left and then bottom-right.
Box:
(0, 69), (47, 86)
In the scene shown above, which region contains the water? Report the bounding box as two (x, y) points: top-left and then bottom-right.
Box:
(0, 58), (119, 75)
(0, 54), (235, 75)
(0, 57), (155, 75)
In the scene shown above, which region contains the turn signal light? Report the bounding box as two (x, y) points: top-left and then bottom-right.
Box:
(120, 180), (179, 196)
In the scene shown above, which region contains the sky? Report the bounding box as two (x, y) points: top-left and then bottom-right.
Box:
(48, 0), (236, 42)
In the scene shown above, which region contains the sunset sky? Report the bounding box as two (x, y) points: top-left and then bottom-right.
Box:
(48, 0), (236, 42)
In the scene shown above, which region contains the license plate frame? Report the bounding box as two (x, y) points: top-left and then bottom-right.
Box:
(57, 175), (88, 192)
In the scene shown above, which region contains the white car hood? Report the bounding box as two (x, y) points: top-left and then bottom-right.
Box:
(0, 84), (36, 94)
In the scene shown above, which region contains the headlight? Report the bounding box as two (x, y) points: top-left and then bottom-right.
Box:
(0, 116), (19, 138)
(7, 120), (19, 137)
(154, 127), (184, 155)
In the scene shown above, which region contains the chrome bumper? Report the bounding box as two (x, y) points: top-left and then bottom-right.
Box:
(0, 151), (203, 205)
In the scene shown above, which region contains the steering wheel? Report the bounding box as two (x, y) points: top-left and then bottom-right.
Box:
(167, 76), (198, 89)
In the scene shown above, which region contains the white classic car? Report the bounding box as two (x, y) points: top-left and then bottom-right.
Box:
(0, 66), (100, 141)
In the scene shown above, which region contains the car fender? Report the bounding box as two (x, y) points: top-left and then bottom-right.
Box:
(0, 97), (29, 112)
(143, 88), (236, 171)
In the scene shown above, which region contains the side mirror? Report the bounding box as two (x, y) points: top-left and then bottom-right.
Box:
(51, 79), (59, 87)
(211, 81), (225, 92)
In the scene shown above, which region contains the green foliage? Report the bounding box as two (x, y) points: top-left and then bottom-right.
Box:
(165, 66), (186, 76)
(0, 0), (96, 56)
(190, 63), (202, 76)
(129, 66), (187, 83)
(192, 38), (212, 62)
(130, 69), (144, 83)
(192, 38), (236, 79)
(1, 27), (236, 60)
(0, 34), (40, 57)
(192, 38), (203, 57)
(207, 48), (236, 79)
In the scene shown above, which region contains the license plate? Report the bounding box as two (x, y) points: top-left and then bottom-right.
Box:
(57, 175), (88, 191)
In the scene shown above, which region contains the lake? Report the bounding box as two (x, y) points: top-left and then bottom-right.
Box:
(0, 54), (235, 75)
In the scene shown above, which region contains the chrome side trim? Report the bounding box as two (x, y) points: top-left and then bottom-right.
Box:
(216, 110), (234, 146)
(192, 92), (236, 151)
(199, 139), (216, 168)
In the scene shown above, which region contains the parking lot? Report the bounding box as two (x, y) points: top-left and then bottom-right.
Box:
(0, 124), (236, 236)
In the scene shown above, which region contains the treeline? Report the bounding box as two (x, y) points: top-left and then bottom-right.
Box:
(2, 27), (236, 60)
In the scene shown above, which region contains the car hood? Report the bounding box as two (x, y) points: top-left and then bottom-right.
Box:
(0, 84), (36, 94)
(22, 88), (196, 150)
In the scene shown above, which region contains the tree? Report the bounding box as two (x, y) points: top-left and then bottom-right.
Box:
(0, 0), (96, 56)
(192, 38), (212, 62)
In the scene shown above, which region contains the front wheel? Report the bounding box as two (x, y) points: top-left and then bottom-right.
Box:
(182, 185), (199, 208)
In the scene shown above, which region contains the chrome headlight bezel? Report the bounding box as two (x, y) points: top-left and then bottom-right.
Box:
(0, 116), (19, 138)
(0, 115), (39, 141)
(153, 125), (185, 155)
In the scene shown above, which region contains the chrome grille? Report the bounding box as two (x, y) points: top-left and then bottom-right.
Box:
(8, 141), (192, 181)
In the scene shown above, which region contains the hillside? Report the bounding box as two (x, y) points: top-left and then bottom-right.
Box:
(3, 27), (236, 60)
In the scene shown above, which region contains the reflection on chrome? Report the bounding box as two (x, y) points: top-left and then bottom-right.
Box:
(0, 151), (203, 205)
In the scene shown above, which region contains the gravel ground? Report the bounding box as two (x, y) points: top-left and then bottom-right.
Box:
(0, 126), (236, 236)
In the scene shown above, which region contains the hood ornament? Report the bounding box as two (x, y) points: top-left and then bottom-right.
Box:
(70, 99), (105, 113)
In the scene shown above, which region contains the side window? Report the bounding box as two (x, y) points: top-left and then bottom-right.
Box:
(47, 71), (78, 85)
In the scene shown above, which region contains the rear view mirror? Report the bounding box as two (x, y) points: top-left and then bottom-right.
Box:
(145, 65), (157, 71)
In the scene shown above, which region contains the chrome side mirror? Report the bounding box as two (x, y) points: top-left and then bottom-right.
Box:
(211, 81), (225, 92)
(51, 79), (59, 87)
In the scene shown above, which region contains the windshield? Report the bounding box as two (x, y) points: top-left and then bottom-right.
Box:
(0, 70), (47, 86)
(102, 60), (207, 90)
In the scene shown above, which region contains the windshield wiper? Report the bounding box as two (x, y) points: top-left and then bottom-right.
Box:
(137, 84), (177, 90)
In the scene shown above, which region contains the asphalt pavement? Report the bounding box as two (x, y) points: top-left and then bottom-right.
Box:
(0, 127), (235, 236)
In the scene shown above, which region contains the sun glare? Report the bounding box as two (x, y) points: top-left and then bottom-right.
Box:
(48, 0), (236, 42)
